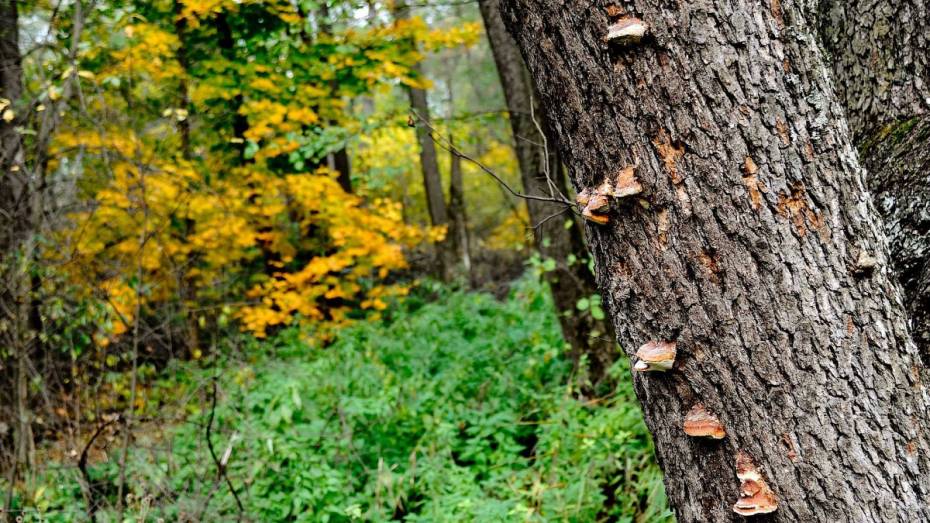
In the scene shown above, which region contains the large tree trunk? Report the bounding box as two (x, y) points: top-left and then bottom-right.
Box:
(862, 119), (930, 359)
(815, 1), (929, 141)
(499, 0), (930, 520)
(479, 0), (616, 380)
(815, 1), (930, 359)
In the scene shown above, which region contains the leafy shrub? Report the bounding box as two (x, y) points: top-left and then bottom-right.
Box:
(16, 275), (672, 522)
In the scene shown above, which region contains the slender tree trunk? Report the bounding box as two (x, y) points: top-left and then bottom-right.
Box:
(318, 2), (353, 194)
(447, 134), (472, 276)
(173, 0), (200, 356)
(500, 0), (930, 520)
(814, 1), (930, 359)
(215, 12), (248, 162)
(390, 3), (455, 280)
(479, 0), (616, 379)
(406, 61), (455, 280)
(0, 0), (24, 250)
(331, 148), (352, 193)
(443, 65), (472, 279)
(0, 0), (36, 508)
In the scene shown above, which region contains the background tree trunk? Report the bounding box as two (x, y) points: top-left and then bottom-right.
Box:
(0, 0), (36, 506)
(479, 0), (616, 380)
(394, 3), (455, 281)
(173, 0), (201, 357)
(815, 1), (930, 359)
(331, 148), (352, 193)
(406, 66), (454, 278)
(215, 13), (249, 162)
(444, 52), (472, 281)
(447, 135), (472, 277)
(499, 0), (930, 520)
(318, 2), (353, 194)
(0, 0), (24, 249)
(814, 1), (929, 141)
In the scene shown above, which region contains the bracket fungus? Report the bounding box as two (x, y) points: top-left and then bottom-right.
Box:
(610, 166), (643, 198)
(576, 166), (643, 225)
(633, 340), (676, 372)
(733, 452), (778, 516)
(854, 250), (878, 275)
(577, 188), (610, 224)
(605, 17), (647, 45)
(683, 404), (725, 439)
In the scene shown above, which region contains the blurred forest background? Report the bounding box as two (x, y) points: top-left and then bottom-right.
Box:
(0, 0), (671, 521)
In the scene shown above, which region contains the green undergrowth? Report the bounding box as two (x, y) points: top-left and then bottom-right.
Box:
(13, 275), (672, 522)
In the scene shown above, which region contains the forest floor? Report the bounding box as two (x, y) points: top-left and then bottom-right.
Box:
(8, 275), (671, 522)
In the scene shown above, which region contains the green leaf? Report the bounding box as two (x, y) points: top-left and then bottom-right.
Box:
(244, 140), (260, 159)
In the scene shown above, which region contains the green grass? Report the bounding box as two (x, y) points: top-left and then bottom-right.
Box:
(13, 275), (672, 522)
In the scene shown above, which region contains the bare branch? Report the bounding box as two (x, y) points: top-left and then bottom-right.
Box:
(409, 109), (576, 209)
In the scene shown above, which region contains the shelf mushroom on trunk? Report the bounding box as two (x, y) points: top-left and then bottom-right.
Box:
(682, 404), (726, 439)
(632, 340), (676, 372)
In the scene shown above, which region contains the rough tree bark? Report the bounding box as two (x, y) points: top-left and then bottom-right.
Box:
(814, 1), (930, 358)
(0, 0), (24, 250)
(499, 0), (930, 520)
(479, 0), (616, 378)
(1, 0), (36, 508)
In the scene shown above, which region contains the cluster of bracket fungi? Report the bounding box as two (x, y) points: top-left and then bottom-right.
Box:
(631, 338), (778, 516)
(584, 19), (780, 512)
(575, 166), (643, 224)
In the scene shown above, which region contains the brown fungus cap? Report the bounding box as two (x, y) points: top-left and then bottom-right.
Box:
(633, 340), (676, 372)
(732, 452), (778, 516)
(576, 166), (642, 225)
(609, 166), (643, 198)
(605, 17), (647, 44)
(577, 188), (610, 224)
(683, 404), (726, 439)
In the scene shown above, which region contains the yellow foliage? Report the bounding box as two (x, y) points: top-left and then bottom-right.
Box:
(107, 23), (184, 83)
(42, 0), (482, 348)
(52, 121), (426, 342)
(484, 208), (531, 251)
(237, 171), (425, 337)
(179, 0), (299, 27)
(423, 22), (483, 51)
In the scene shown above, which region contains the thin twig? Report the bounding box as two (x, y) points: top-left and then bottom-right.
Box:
(409, 110), (576, 208)
(78, 417), (119, 523)
(205, 378), (245, 519)
(533, 205), (574, 232)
